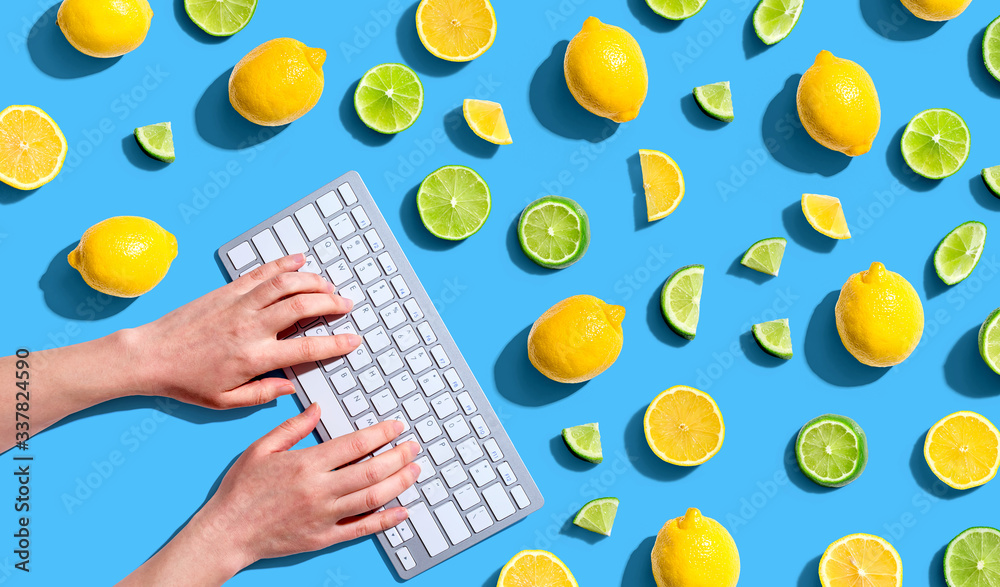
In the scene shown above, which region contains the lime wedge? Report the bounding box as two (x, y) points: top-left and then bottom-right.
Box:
(753, 0), (803, 45)
(752, 318), (792, 359)
(692, 81), (733, 123)
(983, 166), (1000, 197)
(795, 414), (867, 487)
(661, 265), (703, 340)
(934, 221), (986, 286)
(133, 122), (175, 163)
(740, 237), (786, 276)
(984, 15), (1000, 83)
(416, 165), (490, 240)
(572, 497), (619, 536)
(561, 423), (602, 463)
(354, 63), (424, 135)
(901, 108), (971, 180)
(517, 196), (589, 269)
(979, 308), (1000, 376)
(184, 0), (257, 36)
(944, 527), (1000, 587)
(644, 0), (707, 20)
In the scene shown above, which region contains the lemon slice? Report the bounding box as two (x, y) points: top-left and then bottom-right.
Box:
(819, 534), (902, 587)
(644, 385), (724, 466)
(498, 550), (578, 587)
(0, 105), (68, 190)
(924, 411), (1000, 490)
(801, 193), (850, 239)
(639, 149), (685, 222)
(462, 99), (512, 145)
(415, 0), (496, 62)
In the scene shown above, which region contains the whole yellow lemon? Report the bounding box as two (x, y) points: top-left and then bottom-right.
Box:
(527, 295), (625, 384)
(797, 50), (880, 157)
(57, 0), (153, 58)
(651, 508), (740, 587)
(229, 38), (326, 127)
(564, 16), (648, 123)
(68, 216), (177, 298)
(900, 0), (972, 21)
(836, 262), (924, 367)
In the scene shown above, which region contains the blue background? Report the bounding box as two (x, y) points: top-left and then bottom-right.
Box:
(2, 0), (1000, 584)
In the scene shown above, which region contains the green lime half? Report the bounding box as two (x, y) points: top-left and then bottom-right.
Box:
(984, 15), (1000, 84)
(752, 318), (792, 359)
(978, 308), (1000, 376)
(354, 63), (424, 135)
(740, 237), (786, 276)
(692, 81), (733, 123)
(795, 414), (867, 488)
(644, 0), (707, 20)
(184, 0), (257, 36)
(562, 423), (602, 464)
(901, 108), (971, 180)
(572, 497), (619, 536)
(753, 0), (803, 45)
(661, 264), (703, 340)
(133, 122), (174, 163)
(983, 166), (1000, 197)
(944, 527), (1000, 587)
(416, 165), (490, 240)
(934, 221), (986, 286)
(517, 196), (589, 269)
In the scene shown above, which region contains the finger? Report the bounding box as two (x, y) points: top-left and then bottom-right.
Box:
(331, 441), (420, 495)
(336, 463), (421, 517)
(270, 333), (362, 369)
(231, 254), (306, 295)
(253, 402), (321, 453)
(215, 378), (296, 410)
(303, 420), (404, 470)
(244, 271), (333, 310)
(262, 293), (354, 333)
(329, 507), (410, 543)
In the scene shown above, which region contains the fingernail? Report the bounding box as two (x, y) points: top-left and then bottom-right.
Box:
(395, 508), (409, 522)
(391, 420), (405, 435)
(347, 334), (362, 347)
(291, 253), (305, 263)
(305, 402), (320, 414)
(279, 382), (296, 395)
(325, 282), (335, 293)
(406, 441), (420, 456)
(409, 463), (422, 476)
(344, 298), (355, 311)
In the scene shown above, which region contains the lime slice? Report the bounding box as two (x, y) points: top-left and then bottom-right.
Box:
(901, 108), (971, 180)
(752, 318), (792, 359)
(740, 237), (786, 276)
(561, 423), (602, 463)
(795, 414), (867, 487)
(661, 265), (703, 340)
(934, 221), (986, 286)
(644, 0), (707, 19)
(416, 165), (491, 240)
(517, 196), (589, 269)
(944, 527), (1000, 587)
(692, 81), (733, 123)
(354, 63), (424, 135)
(573, 497), (619, 536)
(133, 122), (175, 163)
(984, 15), (1000, 84)
(979, 308), (1000, 376)
(983, 166), (1000, 197)
(753, 0), (803, 45)
(184, 0), (257, 36)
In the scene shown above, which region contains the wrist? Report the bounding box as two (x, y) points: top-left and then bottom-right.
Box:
(187, 499), (258, 576)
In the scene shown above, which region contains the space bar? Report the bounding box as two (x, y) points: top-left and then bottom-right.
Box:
(407, 503), (448, 557)
(291, 362), (352, 439)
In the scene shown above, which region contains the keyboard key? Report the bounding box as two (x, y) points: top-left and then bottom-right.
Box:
(316, 190), (343, 217)
(347, 344), (373, 370)
(511, 485), (530, 509)
(330, 214), (355, 239)
(331, 369), (356, 394)
(371, 390), (396, 415)
(396, 546), (416, 571)
(417, 322), (437, 345)
(430, 345), (450, 368)
(397, 486), (419, 507)
(393, 325), (419, 352)
(446, 416), (473, 443)
(453, 483), (479, 510)
(407, 503), (448, 558)
(397, 520), (414, 540)
(434, 502), (471, 546)
(239, 263), (261, 276)
(299, 255), (320, 274)
(338, 182), (358, 205)
(384, 412), (410, 433)
(468, 506), (494, 533)
(377, 252), (398, 274)
(352, 207), (372, 230)
(431, 393), (458, 419)
(416, 418), (443, 443)
(470, 460), (496, 487)
(358, 366), (385, 392)
(344, 390), (369, 417)
(343, 236), (367, 263)
(352, 304), (377, 331)
(227, 241), (255, 269)
(331, 322), (357, 337)
(413, 456), (434, 483)
(273, 217), (308, 255)
(380, 303), (405, 329)
(427, 438), (455, 465)
(390, 372), (417, 398)
(339, 282), (364, 305)
(377, 349), (404, 375)
(326, 260), (352, 286)
(482, 483), (516, 521)
(303, 323), (328, 337)
(364, 229), (384, 252)
(367, 280), (393, 307)
(484, 438), (503, 462)
(385, 527), (402, 547)
(355, 258), (380, 284)
(402, 395), (428, 420)
(470, 415), (490, 438)
(456, 391), (475, 415)
(315, 237), (339, 263)
(252, 229), (283, 263)
(421, 479), (448, 506)
(295, 204), (327, 241)
(364, 326), (390, 353)
(374, 442), (392, 456)
(291, 362), (352, 439)
(456, 437), (482, 463)
(405, 348), (432, 373)
(439, 462), (466, 489)
(390, 275), (411, 297)
(404, 298), (424, 321)
(418, 371), (444, 396)
(498, 463), (516, 485)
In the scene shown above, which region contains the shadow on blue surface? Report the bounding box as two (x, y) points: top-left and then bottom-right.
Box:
(626, 0), (683, 32)
(395, 1), (469, 78)
(680, 93), (729, 131)
(627, 153), (653, 232)
(929, 541), (948, 587)
(885, 123), (939, 193)
(507, 214), (554, 275)
(859, 0), (945, 41)
(783, 431), (836, 494)
(781, 202), (836, 254)
(741, 10), (771, 60)
(970, 175), (1000, 211)
(909, 432), (970, 501)
(761, 75), (851, 177)
(560, 512), (606, 545)
(550, 434), (597, 472)
(39, 242), (135, 320)
(804, 291), (888, 387)
(444, 106), (500, 159)
(740, 331), (788, 368)
(624, 405), (696, 482)
(969, 28), (1000, 99)
(922, 249), (949, 299)
(173, 0), (229, 44)
(529, 41), (621, 143)
(797, 555), (822, 587)
(398, 184), (464, 251)
(480, 565), (502, 587)
(340, 79), (395, 147)
(195, 68), (288, 150)
(27, 5), (121, 79)
(645, 284), (690, 348)
(494, 325), (585, 406)
(944, 326), (999, 398)
(621, 536), (657, 586)
(727, 254), (772, 285)
(0, 183), (34, 205)
(121, 135), (170, 171)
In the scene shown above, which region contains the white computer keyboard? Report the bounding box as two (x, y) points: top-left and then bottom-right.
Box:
(217, 171), (543, 580)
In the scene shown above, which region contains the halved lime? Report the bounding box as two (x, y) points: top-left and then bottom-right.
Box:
(944, 527), (1000, 587)
(901, 108), (971, 180)
(692, 81), (733, 123)
(354, 63), (424, 135)
(984, 15), (1000, 83)
(752, 318), (792, 359)
(184, 0), (257, 36)
(983, 166), (1000, 197)
(935, 221), (986, 286)
(134, 122), (175, 163)
(795, 414), (867, 487)
(416, 165), (490, 240)
(644, 0), (707, 20)
(661, 265), (703, 340)
(572, 497), (619, 536)
(562, 423), (602, 464)
(517, 196), (589, 269)
(753, 0), (803, 45)
(979, 308), (1000, 376)
(740, 237), (786, 276)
